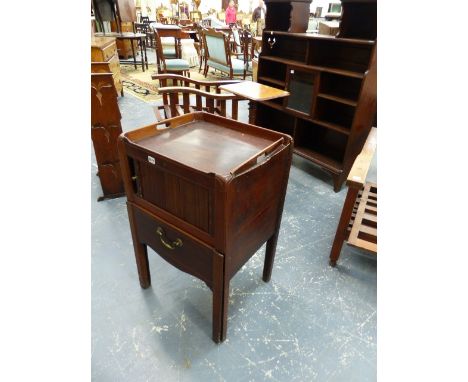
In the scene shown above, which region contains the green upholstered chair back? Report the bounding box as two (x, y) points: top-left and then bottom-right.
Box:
(204, 29), (230, 66)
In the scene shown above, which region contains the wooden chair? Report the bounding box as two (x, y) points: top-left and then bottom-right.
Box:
(151, 74), (245, 121)
(153, 29), (191, 77)
(329, 128), (377, 267)
(134, 22), (153, 49)
(229, 25), (243, 54)
(194, 24), (207, 72)
(203, 28), (247, 79)
(240, 29), (254, 78)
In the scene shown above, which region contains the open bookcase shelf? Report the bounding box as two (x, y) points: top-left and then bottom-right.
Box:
(256, 12), (376, 191)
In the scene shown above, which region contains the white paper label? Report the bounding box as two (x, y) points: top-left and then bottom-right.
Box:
(148, 156), (156, 164)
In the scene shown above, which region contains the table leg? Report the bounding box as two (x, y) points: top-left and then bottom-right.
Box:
(127, 204), (151, 288)
(329, 187), (360, 266)
(144, 39), (148, 69)
(140, 38), (145, 72)
(131, 38), (137, 70)
(177, 38), (182, 59)
(263, 232), (279, 282)
(248, 100), (257, 124)
(212, 252), (229, 343)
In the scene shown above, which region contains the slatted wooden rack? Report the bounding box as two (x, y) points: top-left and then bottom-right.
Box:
(329, 127), (377, 266)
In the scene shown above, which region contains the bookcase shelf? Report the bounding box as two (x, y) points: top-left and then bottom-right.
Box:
(255, 3), (376, 191)
(258, 76), (286, 88)
(311, 119), (351, 136)
(317, 93), (358, 107)
(261, 56), (365, 79)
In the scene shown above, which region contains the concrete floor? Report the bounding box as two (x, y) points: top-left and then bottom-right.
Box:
(91, 91), (377, 381)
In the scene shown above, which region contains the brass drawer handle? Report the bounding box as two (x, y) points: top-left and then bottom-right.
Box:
(156, 227), (183, 250)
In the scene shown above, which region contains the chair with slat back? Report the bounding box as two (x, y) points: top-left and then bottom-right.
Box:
(151, 74), (246, 121)
(329, 127), (377, 267)
(203, 28), (247, 79)
(153, 29), (191, 77)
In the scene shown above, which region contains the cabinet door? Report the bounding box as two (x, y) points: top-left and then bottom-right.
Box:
(285, 66), (319, 116)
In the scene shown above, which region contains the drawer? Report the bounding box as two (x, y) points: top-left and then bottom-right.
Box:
(101, 41), (117, 61)
(132, 204), (218, 288)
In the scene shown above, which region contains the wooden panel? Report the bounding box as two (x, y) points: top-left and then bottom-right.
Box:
(91, 125), (122, 163)
(137, 161), (213, 234)
(97, 162), (124, 196)
(226, 143), (290, 276)
(91, 73), (124, 200)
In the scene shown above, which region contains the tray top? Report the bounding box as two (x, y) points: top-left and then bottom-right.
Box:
(132, 119), (279, 175)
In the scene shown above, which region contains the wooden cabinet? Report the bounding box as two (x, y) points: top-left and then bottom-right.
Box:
(91, 73), (125, 200)
(91, 37), (123, 96)
(118, 112), (293, 343)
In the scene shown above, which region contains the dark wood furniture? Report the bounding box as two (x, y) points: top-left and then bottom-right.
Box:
(254, 31), (376, 191)
(338, 0), (377, 40)
(254, 0), (377, 191)
(118, 112), (293, 342)
(264, 0), (312, 33)
(91, 72), (125, 201)
(91, 36), (123, 96)
(329, 127), (376, 266)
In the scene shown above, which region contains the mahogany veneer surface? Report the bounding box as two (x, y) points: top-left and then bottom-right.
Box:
(132, 121), (276, 175)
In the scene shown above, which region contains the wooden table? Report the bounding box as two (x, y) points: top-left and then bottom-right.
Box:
(95, 32), (148, 71)
(219, 81), (290, 124)
(118, 112), (293, 343)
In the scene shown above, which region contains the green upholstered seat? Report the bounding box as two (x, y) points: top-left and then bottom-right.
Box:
(165, 59), (190, 71)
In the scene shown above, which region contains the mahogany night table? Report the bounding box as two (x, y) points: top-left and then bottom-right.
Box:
(118, 112), (293, 343)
